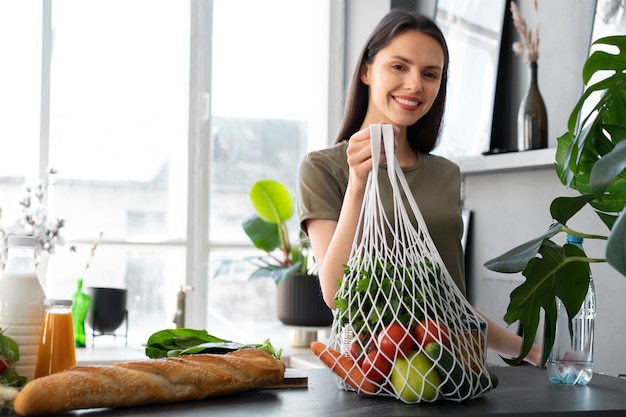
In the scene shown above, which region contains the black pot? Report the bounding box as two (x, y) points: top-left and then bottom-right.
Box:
(86, 287), (128, 334)
(276, 274), (333, 327)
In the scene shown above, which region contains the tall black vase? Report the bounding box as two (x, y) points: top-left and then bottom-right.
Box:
(517, 62), (548, 151)
(276, 274), (333, 327)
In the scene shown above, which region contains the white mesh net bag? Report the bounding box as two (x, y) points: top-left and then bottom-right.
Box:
(314, 124), (496, 403)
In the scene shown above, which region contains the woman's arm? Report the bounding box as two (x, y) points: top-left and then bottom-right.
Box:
(479, 312), (542, 366)
(306, 126), (384, 309)
(306, 187), (360, 309)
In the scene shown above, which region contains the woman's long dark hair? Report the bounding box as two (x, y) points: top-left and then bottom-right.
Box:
(335, 9), (449, 154)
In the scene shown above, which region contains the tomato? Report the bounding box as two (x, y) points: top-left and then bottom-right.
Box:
(415, 318), (451, 348)
(361, 349), (392, 383)
(349, 332), (373, 365)
(377, 323), (415, 361)
(349, 340), (361, 363)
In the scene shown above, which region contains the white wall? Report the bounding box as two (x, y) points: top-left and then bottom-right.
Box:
(465, 164), (626, 375)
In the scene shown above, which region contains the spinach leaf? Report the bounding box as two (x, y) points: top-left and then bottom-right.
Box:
(145, 328), (282, 360)
(0, 328), (27, 388)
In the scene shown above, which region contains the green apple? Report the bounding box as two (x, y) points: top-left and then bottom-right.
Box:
(390, 350), (441, 402)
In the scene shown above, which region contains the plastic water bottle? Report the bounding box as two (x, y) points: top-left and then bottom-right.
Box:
(0, 235), (47, 381)
(546, 234), (595, 385)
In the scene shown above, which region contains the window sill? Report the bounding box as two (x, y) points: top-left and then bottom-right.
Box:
(75, 343), (148, 365)
(456, 148), (556, 175)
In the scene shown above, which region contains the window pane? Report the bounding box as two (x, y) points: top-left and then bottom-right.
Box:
(209, 0), (329, 244)
(45, 0), (190, 345)
(0, 2), (42, 200)
(207, 0), (330, 346)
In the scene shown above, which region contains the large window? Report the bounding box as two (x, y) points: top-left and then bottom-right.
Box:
(0, 0), (330, 347)
(207, 0), (330, 343)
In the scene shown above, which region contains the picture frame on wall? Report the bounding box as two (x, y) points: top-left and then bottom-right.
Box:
(433, 0), (507, 160)
(579, 0), (626, 126)
(591, 0), (626, 41)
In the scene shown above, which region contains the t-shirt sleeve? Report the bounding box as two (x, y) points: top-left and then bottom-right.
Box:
(297, 150), (347, 235)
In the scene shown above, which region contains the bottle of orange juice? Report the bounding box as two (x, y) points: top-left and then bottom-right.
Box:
(34, 299), (76, 378)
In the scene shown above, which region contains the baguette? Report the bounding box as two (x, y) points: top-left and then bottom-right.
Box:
(13, 348), (285, 415)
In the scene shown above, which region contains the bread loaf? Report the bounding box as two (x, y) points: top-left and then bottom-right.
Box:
(13, 348), (285, 415)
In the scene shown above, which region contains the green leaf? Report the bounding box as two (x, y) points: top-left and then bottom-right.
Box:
(557, 244), (591, 320)
(596, 211), (618, 230)
(571, 41), (626, 137)
(177, 341), (256, 355)
(484, 223), (563, 273)
(501, 240), (593, 367)
(607, 209), (626, 275)
(503, 240), (562, 326)
(584, 36), (626, 84)
(145, 328), (226, 358)
(549, 195), (595, 225)
(247, 261), (303, 285)
(0, 332), (20, 364)
(249, 179), (293, 224)
(502, 241), (562, 365)
(0, 329), (26, 387)
(242, 215), (281, 252)
(590, 140), (626, 197)
(145, 329), (282, 360)
(555, 131), (575, 186)
(334, 296), (348, 312)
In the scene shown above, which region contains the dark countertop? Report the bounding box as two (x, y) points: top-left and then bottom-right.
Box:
(26, 366), (626, 417)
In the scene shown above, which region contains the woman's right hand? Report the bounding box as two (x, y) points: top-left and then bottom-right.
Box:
(346, 123), (397, 191)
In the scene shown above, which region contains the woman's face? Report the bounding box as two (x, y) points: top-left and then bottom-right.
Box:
(361, 30), (444, 129)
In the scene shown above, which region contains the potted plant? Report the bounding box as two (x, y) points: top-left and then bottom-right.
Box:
(240, 179), (332, 327)
(484, 36), (626, 366)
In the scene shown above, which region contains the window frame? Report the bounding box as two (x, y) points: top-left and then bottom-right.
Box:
(30, 0), (343, 332)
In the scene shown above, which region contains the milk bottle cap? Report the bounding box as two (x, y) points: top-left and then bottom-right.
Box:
(7, 235), (36, 247)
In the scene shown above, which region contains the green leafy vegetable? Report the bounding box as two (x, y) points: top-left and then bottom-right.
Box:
(145, 328), (282, 360)
(334, 257), (445, 336)
(0, 327), (27, 389)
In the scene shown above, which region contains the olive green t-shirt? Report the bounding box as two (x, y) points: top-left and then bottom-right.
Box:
(297, 141), (466, 295)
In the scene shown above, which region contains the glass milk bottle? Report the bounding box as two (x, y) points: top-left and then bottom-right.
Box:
(0, 235), (47, 381)
(546, 234), (596, 385)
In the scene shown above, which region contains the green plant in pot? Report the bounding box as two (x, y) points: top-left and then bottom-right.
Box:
(485, 36), (626, 367)
(243, 179), (332, 327)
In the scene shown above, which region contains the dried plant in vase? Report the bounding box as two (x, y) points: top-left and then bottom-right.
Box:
(510, 0), (547, 150)
(510, 0), (539, 63)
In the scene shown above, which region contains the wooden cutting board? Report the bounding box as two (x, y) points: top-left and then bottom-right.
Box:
(264, 368), (308, 389)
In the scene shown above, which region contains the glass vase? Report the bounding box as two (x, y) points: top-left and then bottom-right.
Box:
(517, 62), (548, 151)
(71, 278), (91, 347)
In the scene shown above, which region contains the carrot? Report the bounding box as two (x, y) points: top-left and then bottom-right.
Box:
(310, 341), (378, 395)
